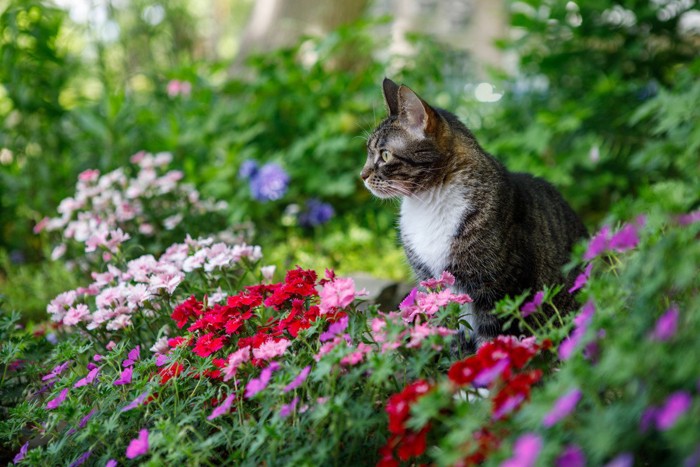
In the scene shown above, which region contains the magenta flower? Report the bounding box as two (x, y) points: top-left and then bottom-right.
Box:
(609, 223), (639, 252)
(649, 305), (680, 342)
(559, 301), (596, 360)
(122, 345), (141, 367)
(399, 288), (419, 311)
(46, 388), (69, 409)
(604, 453), (634, 467)
(74, 367), (100, 388)
(569, 263), (593, 294)
(656, 391), (692, 430)
(279, 397), (299, 418)
(473, 358), (510, 387)
(284, 366), (311, 393)
(207, 394), (236, 420)
(501, 433), (542, 467)
(640, 406), (658, 432)
(114, 367), (133, 386)
(556, 444), (586, 467)
(584, 225), (610, 260)
(121, 391), (150, 412)
(521, 291), (544, 317)
(13, 441), (29, 463)
(126, 429), (149, 459)
(245, 362), (280, 398)
(105, 460), (117, 467)
(543, 388), (582, 427)
(155, 353), (170, 367)
(42, 360), (72, 382)
(320, 316), (349, 342)
(493, 394), (526, 420)
(69, 450), (91, 467)
(678, 210), (700, 226)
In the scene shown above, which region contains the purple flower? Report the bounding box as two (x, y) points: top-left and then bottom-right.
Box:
(649, 305), (679, 342)
(319, 316), (349, 342)
(42, 360), (72, 382)
(684, 444), (700, 467)
(640, 406), (658, 432)
(283, 366), (311, 393)
(569, 263), (593, 294)
(238, 160), (259, 179)
(105, 460), (118, 467)
(126, 429), (149, 459)
(678, 210), (700, 226)
(605, 453), (634, 467)
(543, 388), (582, 427)
(656, 391), (692, 430)
(249, 163), (289, 202)
(559, 301), (596, 360)
(556, 444), (586, 467)
(245, 361), (280, 398)
(114, 367), (133, 386)
(521, 291), (544, 317)
(501, 433), (542, 467)
(584, 225), (610, 260)
(279, 397), (299, 418)
(46, 388), (69, 409)
(473, 358), (510, 387)
(78, 408), (97, 429)
(13, 441), (29, 463)
(155, 353), (170, 367)
(122, 346), (140, 367)
(74, 367), (100, 388)
(69, 450), (91, 467)
(207, 394), (236, 420)
(298, 199), (334, 227)
(121, 391), (150, 412)
(609, 223), (639, 252)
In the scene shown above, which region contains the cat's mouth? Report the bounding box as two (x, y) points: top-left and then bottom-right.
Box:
(364, 177), (409, 199)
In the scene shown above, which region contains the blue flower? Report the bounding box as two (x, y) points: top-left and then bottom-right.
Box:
(299, 199), (334, 227)
(249, 163), (289, 202)
(239, 160), (259, 180)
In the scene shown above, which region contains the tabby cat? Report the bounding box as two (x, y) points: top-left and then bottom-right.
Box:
(362, 78), (588, 348)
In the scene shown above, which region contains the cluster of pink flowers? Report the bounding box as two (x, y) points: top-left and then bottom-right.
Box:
(46, 235), (262, 331)
(399, 271), (472, 323)
(35, 151), (227, 260)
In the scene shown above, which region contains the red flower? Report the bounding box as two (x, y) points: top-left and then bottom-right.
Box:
(171, 295), (203, 328)
(158, 362), (184, 384)
(386, 379), (432, 435)
(492, 370), (543, 420)
(462, 428), (500, 465)
(192, 333), (226, 358)
(395, 425), (429, 461)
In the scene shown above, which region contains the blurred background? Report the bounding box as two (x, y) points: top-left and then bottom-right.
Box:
(1, 0), (699, 320)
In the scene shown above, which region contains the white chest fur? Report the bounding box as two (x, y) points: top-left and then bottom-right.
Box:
(400, 184), (469, 278)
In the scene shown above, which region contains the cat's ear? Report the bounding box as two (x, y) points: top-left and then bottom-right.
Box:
(397, 85), (437, 136)
(382, 78), (400, 116)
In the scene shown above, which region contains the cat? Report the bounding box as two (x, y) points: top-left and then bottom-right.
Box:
(362, 78), (588, 349)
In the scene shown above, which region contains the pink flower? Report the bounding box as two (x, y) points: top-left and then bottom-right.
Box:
(33, 217), (49, 234)
(126, 429), (149, 459)
(501, 433), (542, 467)
(42, 360), (72, 381)
(114, 367), (133, 386)
(207, 394), (236, 420)
(252, 339), (291, 361)
(406, 322), (456, 349)
(283, 366), (311, 393)
(559, 301), (596, 360)
(649, 305), (679, 342)
(543, 388), (582, 427)
(155, 354), (170, 367)
(222, 346), (251, 382)
(74, 367), (100, 388)
(47, 388), (69, 409)
(245, 362), (280, 398)
(314, 336), (343, 362)
(78, 169), (100, 182)
(420, 271), (456, 290)
(279, 397), (299, 418)
(105, 460), (117, 467)
(340, 342), (372, 366)
(319, 277), (357, 314)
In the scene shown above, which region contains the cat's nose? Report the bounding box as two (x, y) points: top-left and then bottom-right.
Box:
(360, 169), (370, 180)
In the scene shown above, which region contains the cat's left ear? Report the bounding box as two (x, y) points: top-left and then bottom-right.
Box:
(397, 85), (437, 136)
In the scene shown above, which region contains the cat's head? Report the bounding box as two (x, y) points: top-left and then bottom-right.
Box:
(362, 78), (460, 199)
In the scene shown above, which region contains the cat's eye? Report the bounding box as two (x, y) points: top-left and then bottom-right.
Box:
(380, 150), (392, 163)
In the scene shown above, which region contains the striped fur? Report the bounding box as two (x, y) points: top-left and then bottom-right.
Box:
(362, 79), (588, 347)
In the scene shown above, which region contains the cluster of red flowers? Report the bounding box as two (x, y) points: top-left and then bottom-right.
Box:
(448, 336), (548, 420)
(378, 379), (433, 466)
(162, 268), (340, 384)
